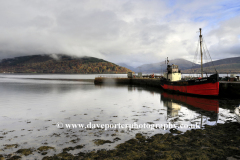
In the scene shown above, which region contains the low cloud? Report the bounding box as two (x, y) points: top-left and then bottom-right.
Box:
(0, 0), (239, 67)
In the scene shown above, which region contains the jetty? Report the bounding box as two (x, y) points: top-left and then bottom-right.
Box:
(94, 77), (240, 97)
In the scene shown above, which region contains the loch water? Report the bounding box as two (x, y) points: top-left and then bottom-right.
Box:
(0, 73), (239, 158)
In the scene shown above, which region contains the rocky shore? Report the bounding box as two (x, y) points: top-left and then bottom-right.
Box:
(1, 122), (240, 160)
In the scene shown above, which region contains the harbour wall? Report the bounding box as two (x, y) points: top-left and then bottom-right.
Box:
(94, 77), (161, 87)
(94, 77), (240, 97)
(219, 82), (240, 97)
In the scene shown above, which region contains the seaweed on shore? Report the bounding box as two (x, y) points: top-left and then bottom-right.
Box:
(0, 155), (4, 160)
(1, 122), (238, 159)
(93, 139), (113, 146)
(37, 146), (55, 152)
(40, 122), (240, 160)
(16, 148), (33, 156)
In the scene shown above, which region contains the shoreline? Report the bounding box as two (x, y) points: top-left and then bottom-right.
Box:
(1, 122), (240, 159)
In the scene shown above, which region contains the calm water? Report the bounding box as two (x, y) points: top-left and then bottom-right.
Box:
(0, 74), (239, 158)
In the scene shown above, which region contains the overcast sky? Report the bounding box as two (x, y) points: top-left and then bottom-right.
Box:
(0, 0), (240, 67)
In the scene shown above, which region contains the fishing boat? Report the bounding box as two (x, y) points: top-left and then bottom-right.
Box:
(160, 28), (219, 96)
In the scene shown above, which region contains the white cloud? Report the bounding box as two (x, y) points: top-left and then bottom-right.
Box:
(0, 0), (239, 66)
(207, 15), (240, 59)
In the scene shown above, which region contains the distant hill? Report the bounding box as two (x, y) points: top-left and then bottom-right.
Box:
(0, 54), (133, 74)
(182, 57), (240, 74)
(129, 56), (240, 74)
(135, 59), (196, 73)
(204, 57), (240, 66)
(117, 63), (136, 72)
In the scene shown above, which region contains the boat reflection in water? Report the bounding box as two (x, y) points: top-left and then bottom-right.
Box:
(163, 99), (182, 117)
(161, 91), (219, 125)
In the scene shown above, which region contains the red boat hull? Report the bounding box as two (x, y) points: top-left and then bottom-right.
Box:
(161, 82), (219, 96)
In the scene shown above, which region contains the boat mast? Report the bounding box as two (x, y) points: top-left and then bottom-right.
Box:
(199, 28), (203, 78)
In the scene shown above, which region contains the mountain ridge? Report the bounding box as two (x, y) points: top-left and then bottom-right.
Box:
(118, 59), (196, 73)
(118, 56), (240, 74)
(0, 54), (133, 74)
